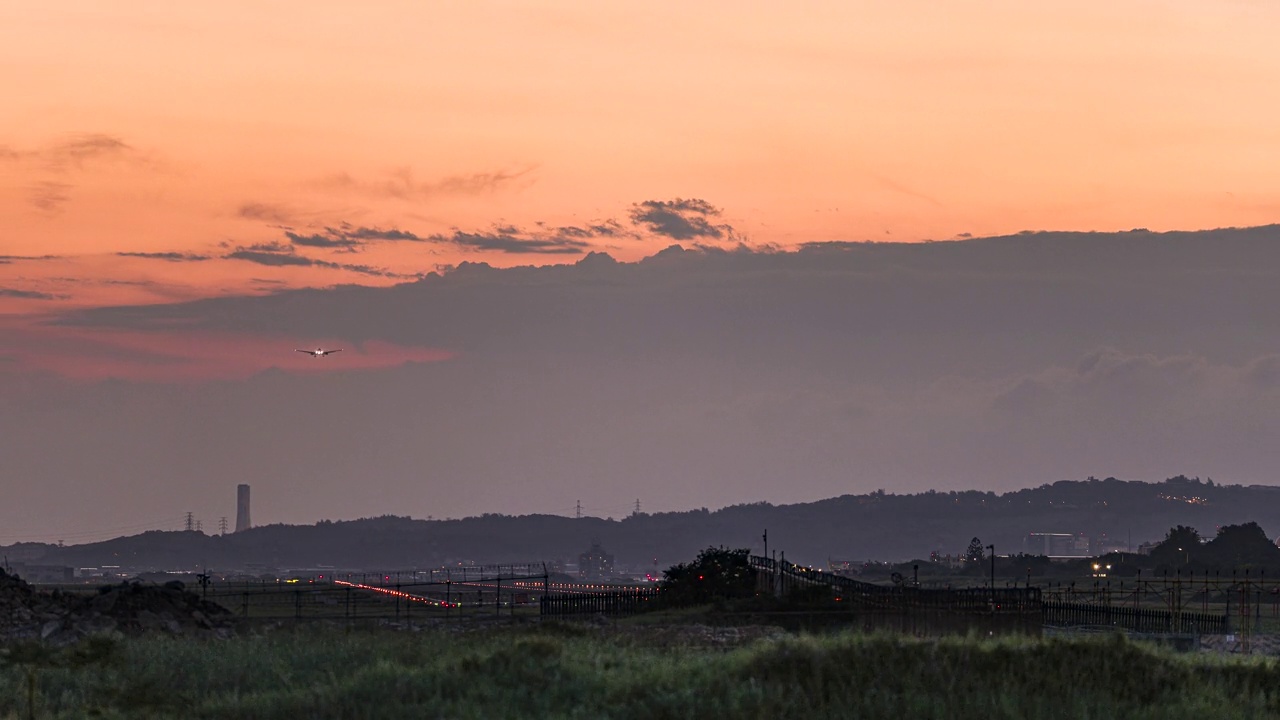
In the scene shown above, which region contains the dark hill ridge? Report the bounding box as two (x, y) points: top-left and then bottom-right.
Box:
(6, 477), (1280, 573)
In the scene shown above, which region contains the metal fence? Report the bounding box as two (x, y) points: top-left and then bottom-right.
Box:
(1042, 600), (1227, 634)
(539, 588), (661, 618)
(198, 564), (553, 623)
(751, 555), (1043, 613)
(186, 559), (1257, 638)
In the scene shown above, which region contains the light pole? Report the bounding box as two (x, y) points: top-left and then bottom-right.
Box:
(987, 544), (996, 609)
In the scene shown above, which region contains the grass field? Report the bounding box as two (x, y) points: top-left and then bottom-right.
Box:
(2, 624), (1279, 719)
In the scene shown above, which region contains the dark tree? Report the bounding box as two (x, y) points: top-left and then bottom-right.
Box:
(659, 546), (755, 605)
(1205, 522), (1280, 569)
(965, 537), (985, 564)
(1149, 525), (1202, 567)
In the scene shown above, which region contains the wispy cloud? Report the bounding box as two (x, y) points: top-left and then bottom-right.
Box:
(535, 219), (635, 239)
(225, 250), (318, 267)
(0, 288), (66, 300)
(1, 133), (134, 170)
(628, 198), (735, 241)
(285, 231), (363, 250)
(223, 243), (409, 277)
(426, 225), (591, 255)
(237, 241), (292, 254)
(420, 219), (641, 255)
(43, 134), (133, 170)
(28, 181), (72, 214)
(346, 226), (423, 241)
(111, 238), (411, 277)
(0, 254), (61, 264)
(237, 202), (297, 224)
(317, 166), (535, 201)
(4, 133), (144, 214)
(117, 251), (212, 262)
(284, 224), (424, 251)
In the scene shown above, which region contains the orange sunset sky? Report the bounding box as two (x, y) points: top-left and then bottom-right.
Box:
(10, 2), (1280, 539)
(3, 2), (1280, 344)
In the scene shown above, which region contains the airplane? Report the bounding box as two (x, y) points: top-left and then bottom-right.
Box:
(296, 347), (342, 357)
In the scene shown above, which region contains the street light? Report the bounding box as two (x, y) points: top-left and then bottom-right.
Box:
(987, 544), (995, 610)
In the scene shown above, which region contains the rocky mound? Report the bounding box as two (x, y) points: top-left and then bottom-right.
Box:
(0, 568), (233, 645)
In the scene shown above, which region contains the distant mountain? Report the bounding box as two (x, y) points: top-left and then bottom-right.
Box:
(7, 476), (1280, 574)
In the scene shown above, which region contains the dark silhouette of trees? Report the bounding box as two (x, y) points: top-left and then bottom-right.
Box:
(659, 546), (754, 605)
(1148, 523), (1280, 572)
(965, 537), (985, 564)
(1150, 525), (1202, 567)
(1204, 522), (1280, 569)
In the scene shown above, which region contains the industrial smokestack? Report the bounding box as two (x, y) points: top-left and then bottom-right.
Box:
(235, 484), (251, 532)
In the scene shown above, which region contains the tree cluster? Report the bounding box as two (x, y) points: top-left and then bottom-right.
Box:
(658, 546), (755, 605)
(1149, 522), (1280, 572)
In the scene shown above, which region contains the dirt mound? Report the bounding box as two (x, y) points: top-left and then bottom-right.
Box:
(0, 568), (233, 645)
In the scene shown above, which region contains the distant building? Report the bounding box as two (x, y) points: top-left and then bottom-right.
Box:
(9, 564), (74, 584)
(930, 551), (966, 569)
(235, 484), (252, 533)
(1024, 532), (1091, 557)
(2, 544), (49, 563)
(1091, 534), (1130, 555)
(577, 540), (614, 581)
(828, 559), (857, 577)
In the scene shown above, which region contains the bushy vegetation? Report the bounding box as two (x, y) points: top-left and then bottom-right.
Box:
(1, 627), (1278, 719)
(658, 546), (755, 606)
(1149, 522), (1280, 572)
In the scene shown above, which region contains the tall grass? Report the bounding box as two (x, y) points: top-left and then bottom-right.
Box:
(1, 626), (1277, 719)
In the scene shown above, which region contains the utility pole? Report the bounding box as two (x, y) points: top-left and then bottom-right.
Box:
(219, 517), (228, 535)
(185, 512), (194, 532)
(987, 544), (996, 610)
(763, 529), (768, 562)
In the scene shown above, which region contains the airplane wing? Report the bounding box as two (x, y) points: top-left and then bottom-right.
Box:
(326, 349), (342, 354)
(295, 349), (312, 354)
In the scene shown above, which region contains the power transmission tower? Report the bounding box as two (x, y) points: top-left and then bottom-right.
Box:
(634, 499), (641, 515)
(219, 517), (228, 535)
(185, 512), (194, 532)
(195, 520), (202, 533)
(575, 500), (582, 519)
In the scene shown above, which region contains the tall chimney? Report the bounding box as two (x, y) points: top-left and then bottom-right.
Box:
(235, 484), (252, 532)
